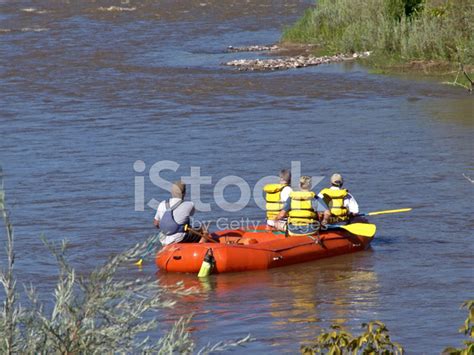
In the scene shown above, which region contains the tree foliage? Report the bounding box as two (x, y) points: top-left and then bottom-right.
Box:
(301, 321), (404, 355)
(0, 168), (252, 353)
(386, 0), (424, 20)
(444, 300), (474, 355)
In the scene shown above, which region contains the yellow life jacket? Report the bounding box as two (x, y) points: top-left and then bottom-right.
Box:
(263, 183), (288, 220)
(319, 188), (349, 221)
(288, 191), (317, 226)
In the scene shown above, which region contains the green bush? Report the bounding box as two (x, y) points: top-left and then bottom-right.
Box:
(301, 321), (404, 354)
(444, 300), (474, 355)
(282, 0), (474, 64)
(386, 0), (424, 20)
(0, 169), (252, 353)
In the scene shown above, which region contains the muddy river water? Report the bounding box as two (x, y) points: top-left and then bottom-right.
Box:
(0, 0), (473, 353)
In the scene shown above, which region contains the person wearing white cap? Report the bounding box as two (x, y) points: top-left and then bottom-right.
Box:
(317, 173), (359, 224)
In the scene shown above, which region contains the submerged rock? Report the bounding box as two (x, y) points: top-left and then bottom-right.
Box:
(225, 51), (371, 71)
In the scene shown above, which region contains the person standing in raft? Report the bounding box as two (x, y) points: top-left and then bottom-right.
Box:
(275, 176), (331, 236)
(153, 181), (207, 245)
(317, 173), (359, 224)
(263, 169), (293, 230)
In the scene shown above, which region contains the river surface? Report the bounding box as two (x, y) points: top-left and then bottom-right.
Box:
(0, 0), (473, 353)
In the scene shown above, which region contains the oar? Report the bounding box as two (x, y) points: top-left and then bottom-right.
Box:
(326, 223), (377, 238)
(357, 208), (412, 217)
(134, 226), (217, 266)
(186, 226), (218, 243)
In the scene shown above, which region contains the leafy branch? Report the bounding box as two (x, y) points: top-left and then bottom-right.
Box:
(444, 300), (474, 355)
(0, 168), (252, 353)
(301, 321), (404, 355)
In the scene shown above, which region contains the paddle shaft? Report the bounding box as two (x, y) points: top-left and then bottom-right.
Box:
(187, 228), (218, 243)
(357, 208), (412, 217)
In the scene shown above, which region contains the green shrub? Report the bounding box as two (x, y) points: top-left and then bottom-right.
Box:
(0, 169), (252, 353)
(282, 0), (474, 64)
(386, 0), (424, 20)
(444, 300), (474, 355)
(301, 321), (404, 354)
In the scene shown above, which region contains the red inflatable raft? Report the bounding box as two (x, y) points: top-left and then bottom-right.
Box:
(156, 224), (373, 274)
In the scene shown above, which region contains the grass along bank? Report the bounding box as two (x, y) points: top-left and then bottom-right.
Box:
(282, 0), (473, 89)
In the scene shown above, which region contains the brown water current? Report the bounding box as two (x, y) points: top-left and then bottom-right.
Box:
(0, 0), (473, 353)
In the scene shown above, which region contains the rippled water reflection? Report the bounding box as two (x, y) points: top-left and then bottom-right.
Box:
(0, 0), (473, 353)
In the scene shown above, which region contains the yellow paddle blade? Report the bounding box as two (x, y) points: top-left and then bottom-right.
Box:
(367, 208), (412, 216)
(134, 259), (143, 267)
(339, 223), (377, 238)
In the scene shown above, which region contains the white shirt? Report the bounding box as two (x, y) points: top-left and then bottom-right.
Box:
(317, 186), (359, 214)
(154, 198), (195, 245)
(280, 185), (292, 204)
(267, 185), (293, 226)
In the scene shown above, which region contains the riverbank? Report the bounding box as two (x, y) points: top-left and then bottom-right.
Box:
(281, 0), (473, 89)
